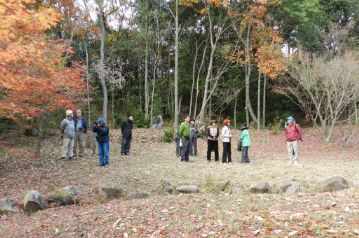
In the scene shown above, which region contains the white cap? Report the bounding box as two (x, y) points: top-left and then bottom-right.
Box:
(66, 110), (73, 116)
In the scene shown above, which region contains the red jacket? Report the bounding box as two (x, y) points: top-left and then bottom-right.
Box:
(285, 123), (302, 141)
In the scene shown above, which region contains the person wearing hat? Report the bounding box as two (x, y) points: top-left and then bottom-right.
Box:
(221, 119), (232, 164)
(206, 120), (219, 161)
(239, 124), (251, 163)
(73, 109), (88, 157)
(285, 116), (302, 165)
(189, 119), (199, 156)
(92, 118), (110, 166)
(60, 110), (75, 160)
(179, 116), (191, 162)
(121, 115), (134, 156)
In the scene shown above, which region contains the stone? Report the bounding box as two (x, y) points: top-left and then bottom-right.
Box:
(62, 186), (82, 197)
(176, 185), (200, 193)
(249, 182), (272, 194)
(152, 115), (164, 129)
(129, 191), (149, 199)
(99, 187), (124, 201)
(161, 179), (176, 194)
(47, 186), (83, 206)
(323, 176), (349, 192)
(0, 198), (20, 214)
(273, 180), (300, 194)
(23, 190), (47, 213)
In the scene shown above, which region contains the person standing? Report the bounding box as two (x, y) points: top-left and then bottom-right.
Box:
(93, 118), (110, 166)
(189, 119), (199, 156)
(221, 119), (232, 164)
(60, 110), (75, 160)
(179, 116), (191, 162)
(239, 124), (251, 163)
(285, 116), (302, 165)
(73, 109), (88, 157)
(121, 115), (133, 156)
(206, 120), (219, 162)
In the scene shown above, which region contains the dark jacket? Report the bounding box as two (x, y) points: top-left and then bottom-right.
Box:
(74, 118), (88, 133)
(92, 125), (109, 143)
(206, 125), (219, 141)
(121, 119), (133, 139)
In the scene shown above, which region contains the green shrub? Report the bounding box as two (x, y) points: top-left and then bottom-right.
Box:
(163, 128), (174, 143)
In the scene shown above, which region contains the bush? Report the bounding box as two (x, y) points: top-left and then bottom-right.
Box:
(163, 128), (174, 143)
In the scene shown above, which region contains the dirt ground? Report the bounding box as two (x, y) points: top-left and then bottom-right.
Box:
(1, 128), (359, 237)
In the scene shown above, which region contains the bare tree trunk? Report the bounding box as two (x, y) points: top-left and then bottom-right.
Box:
(262, 75), (267, 128)
(111, 84), (115, 125)
(150, 77), (155, 126)
(234, 94), (238, 128)
(189, 42), (198, 117)
(173, 0), (179, 129)
(257, 71), (261, 130)
(144, 40), (149, 120)
(97, 0), (108, 121)
(194, 42), (207, 119)
(84, 40), (91, 125)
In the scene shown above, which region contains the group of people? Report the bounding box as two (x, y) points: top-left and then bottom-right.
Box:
(178, 115), (302, 165)
(60, 109), (133, 167)
(178, 116), (252, 164)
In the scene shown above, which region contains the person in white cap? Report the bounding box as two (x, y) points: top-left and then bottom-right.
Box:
(60, 110), (75, 160)
(285, 116), (302, 165)
(73, 109), (88, 157)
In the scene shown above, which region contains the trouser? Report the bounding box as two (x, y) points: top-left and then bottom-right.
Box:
(92, 134), (97, 155)
(287, 140), (299, 163)
(176, 138), (181, 157)
(241, 146), (250, 163)
(121, 137), (131, 155)
(207, 140), (219, 161)
(61, 137), (74, 159)
(222, 142), (232, 163)
(180, 138), (190, 162)
(98, 141), (109, 166)
(190, 137), (198, 156)
(74, 131), (86, 156)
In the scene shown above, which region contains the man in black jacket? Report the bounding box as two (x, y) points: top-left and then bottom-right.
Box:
(121, 115), (133, 156)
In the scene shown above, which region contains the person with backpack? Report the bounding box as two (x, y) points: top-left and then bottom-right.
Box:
(189, 119), (199, 156)
(221, 119), (232, 164)
(239, 124), (251, 163)
(92, 118), (110, 166)
(285, 116), (302, 165)
(60, 110), (75, 160)
(206, 120), (219, 162)
(73, 109), (88, 157)
(179, 116), (191, 162)
(121, 115), (133, 156)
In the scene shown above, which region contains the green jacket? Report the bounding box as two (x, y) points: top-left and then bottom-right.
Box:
(179, 122), (190, 139)
(240, 129), (251, 147)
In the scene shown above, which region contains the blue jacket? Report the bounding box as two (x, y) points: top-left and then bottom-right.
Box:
(74, 118), (88, 133)
(121, 120), (133, 139)
(92, 125), (109, 143)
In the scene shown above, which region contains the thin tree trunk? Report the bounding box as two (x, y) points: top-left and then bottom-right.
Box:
(189, 42), (198, 117)
(144, 40), (149, 120)
(234, 94), (238, 128)
(173, 0), (179, 129)
(257, 71), (261, 130)
(98, 1), (108, 121)
(111, 84), (115, 126)
(84, 40), (91, 125)
(194, 42), (208, 119)
(262, 75), (267, 128)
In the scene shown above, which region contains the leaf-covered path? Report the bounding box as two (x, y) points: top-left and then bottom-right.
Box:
(1, 128), (359, 237)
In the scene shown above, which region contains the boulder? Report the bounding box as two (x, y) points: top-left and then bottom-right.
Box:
(176, 185), (200, 194)
(152, 115), (164, 129)
(47, 186), (83, 206)
(249, 182), (272, 194)
(0, 198), (20, 214)
(273, 180), (300, 194)
(62, 186), (82, 197)
(161, 179), (176, 194)
(323, 176), (349, 192)
(23, 190), (47, 213)
(129, 191), (149, 200)
(99, 187), (123, 201)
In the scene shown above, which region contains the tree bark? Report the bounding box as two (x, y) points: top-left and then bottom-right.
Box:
(84, 40), (91, 125)
(189, 42), (198, 117)
(257, 71), (261, 130)
(144, 40), (149, 120)
(173, 0), (179, 130)
(262, 75), (267, 128)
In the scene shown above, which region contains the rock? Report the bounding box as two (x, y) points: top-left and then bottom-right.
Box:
(323, 176), (349, 192)
(23, 190), (47, 213)
(152, 115), (164, 129)
(47, 186), (82, 206)
(176, 185), (200, 193)
(272, 180), (300, 194)
(99, 187), (124, 201)
(0, 198), (20, 214)
(62, 186), (82, 197)
(249, 182), (272, 194)
(129, 191), (149, 199)
(161, 180), (176, 194)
